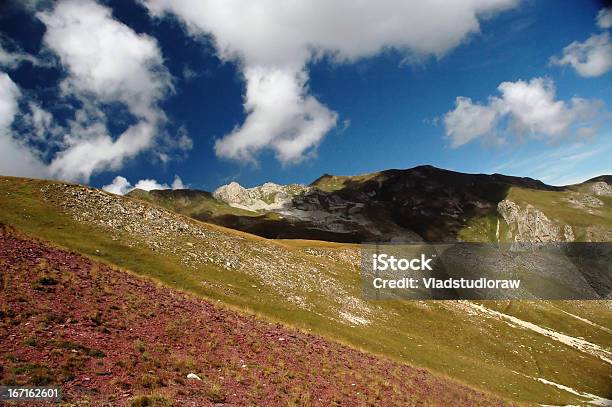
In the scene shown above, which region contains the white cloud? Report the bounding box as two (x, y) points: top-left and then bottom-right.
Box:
(171, 174), (185, 189)
(27, 103), (53, 139)
(23, 102), (64, 145)
(0, 74), (20, 129)
(550, 32), (612, 77)
(497, 78), (597, 135)
(0, 1), (192, 183)
(550, 8), (612, 77)
(0, 72), (48, 178)
(102, 174), (186, 195)
(443, 96), (499, 148)
(134, 178), (170, 191)
(102, 175), (132, 195)
(33, 0), (173, 182)
(0, 42), (40, 69)
(444, 77), (602, 147)
(49, 121), (156, 181)
(214, 67), (338, 163)
(142, 0), (519, 163)
(38, 0), (171, 122)
(597, 8), (612, 29)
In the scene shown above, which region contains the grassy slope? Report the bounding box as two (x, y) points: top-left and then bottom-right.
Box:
(455, 185), (612, 350)
(506, 186), (612, 241)
(0, 177), (610, 405)
(457, 185), (612, 243)
(311, 172), (382, 192)
(128, 189), (260, 218)
(2, 228), (503, 406)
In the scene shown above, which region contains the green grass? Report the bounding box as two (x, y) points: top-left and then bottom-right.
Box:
(0, 176), (610, 405)
(456, 185), (612, 243)
(130, 189), (260, 218)
(457, 214), (504, 242)
(505, 186), (612, 241)
(311, 172), (381, 192)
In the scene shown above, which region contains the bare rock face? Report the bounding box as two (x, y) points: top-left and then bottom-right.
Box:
(589, 181), (612, 197)
(212, 182), (253, 207)
(213, 181), (310, 211)
(497, 200), (574, 242)
(564, 193), (604, 210)
(563, 193), (604, 216)
(563, 224), (575, 241)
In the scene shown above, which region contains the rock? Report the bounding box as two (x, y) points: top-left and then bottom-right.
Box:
(497, 199), (574, 242)
(589, 181), (612, 197)
(564, 193), (604, 213)
(213, 182), (252, 207)
(563, 225), (574, 241)
(187, 373), (202, 381)
(213, 181), (309, 211)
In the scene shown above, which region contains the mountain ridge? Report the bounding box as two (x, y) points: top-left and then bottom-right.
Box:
(128, 165), (612, 243)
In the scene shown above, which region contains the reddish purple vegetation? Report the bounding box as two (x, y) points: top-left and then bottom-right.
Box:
(0, 225), (506, 406)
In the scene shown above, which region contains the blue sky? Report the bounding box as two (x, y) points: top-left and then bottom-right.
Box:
(0, 0), (610, 193)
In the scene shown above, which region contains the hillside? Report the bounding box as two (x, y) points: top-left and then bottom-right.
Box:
(130, 165), (612, 243)
(0, 226), (502, 406)
(0, 176), (611, 405)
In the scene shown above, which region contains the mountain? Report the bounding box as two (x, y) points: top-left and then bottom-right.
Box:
(1, 174), (611, 405)
(129, 165), (612, 243)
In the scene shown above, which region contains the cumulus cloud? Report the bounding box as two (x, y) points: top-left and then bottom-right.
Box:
(101, 175), (132, 195)
(550, 8), (612, 77)
(0, 72), (48, 178)
(102, 174), (186, 195)
(551, 32), (612, 77)
(444, 77), (602, 147)
(142, 0), (519, 163)
(443, 97), (499, 148)
(171, 174), (185, 189)
(495, 78), (597, 136)
(133, 178), (170, 191)
(0, 1), (196, 183)
(38, 0), (171, 122)
(214, 67), (338, 163)
(49, 121), (157, 181)
(30, 0), (175, 182)
(597, 8), (612, 29)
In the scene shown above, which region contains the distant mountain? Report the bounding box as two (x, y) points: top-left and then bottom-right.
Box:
(129, 165), (612, 242)
(584, 175), (612, 184)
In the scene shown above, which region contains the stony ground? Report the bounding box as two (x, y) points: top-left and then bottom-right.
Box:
(41, 182), (375, 325)
(0, 225), (507, 406)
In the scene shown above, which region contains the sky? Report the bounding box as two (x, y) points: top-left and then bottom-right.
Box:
(0, 0), (610, 194)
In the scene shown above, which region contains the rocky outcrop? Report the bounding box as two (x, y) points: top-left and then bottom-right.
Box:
(497, 200), (574, 242)
(564, 193), (603, 215)
(589, 181), (612, 197)
(213, 180), (422, 241)
(213, 181), (310, 211)
(212, 182), (253, 207)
